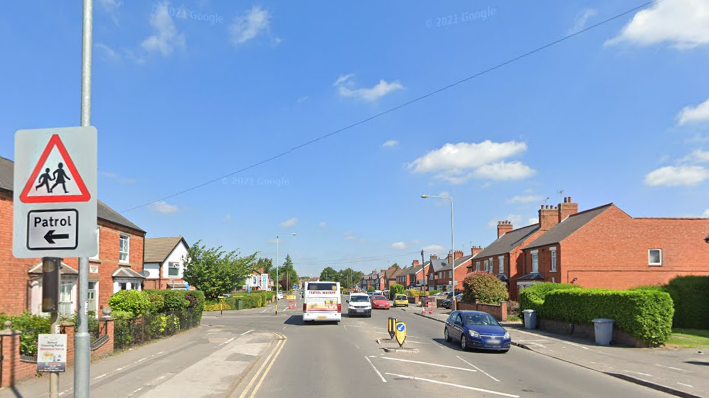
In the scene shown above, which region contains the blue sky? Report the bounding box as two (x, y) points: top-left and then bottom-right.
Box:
(2, 0), (709, 278)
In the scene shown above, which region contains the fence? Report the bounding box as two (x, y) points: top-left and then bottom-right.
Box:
(113, 309), (199, 351)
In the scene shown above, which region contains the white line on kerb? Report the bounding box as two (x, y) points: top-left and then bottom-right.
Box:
(677, 382), (693, 388)
(364, 356), (387, 383)
(241, 329), (255, 336)
(624, 370), (653, 377)
(655, 363), (687, 372)
(457, 356), (500, 382)
(384, 373), (518, 397)
(93, 373), (108, 380)
(379, 357), (477, 372)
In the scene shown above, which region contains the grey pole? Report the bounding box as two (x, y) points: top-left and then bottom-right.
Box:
(75, 0), (93, 397)
(449, 197), (456, 311)
(275, 236), (279, 315)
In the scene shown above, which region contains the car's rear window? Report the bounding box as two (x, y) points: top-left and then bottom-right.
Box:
(396, 295), (407, 299)
(350, 295), (369, 302)
(373, 295), (386, 300)
(307, 283), (337, 291)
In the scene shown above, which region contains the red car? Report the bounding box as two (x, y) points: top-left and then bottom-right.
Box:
(371, 295), (390, 310)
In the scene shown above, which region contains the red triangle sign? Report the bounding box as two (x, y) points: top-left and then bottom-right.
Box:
(19, 134), (91, 203)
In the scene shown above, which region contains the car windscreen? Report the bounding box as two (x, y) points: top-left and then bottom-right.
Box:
(463, 313), (500, 326)
(307, 283), (337, 291)
(350, 295), (369, 302)
(373, 295), (386, 300)
(395, 295), (407, 300)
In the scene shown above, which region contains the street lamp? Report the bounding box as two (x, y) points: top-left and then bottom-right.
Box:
(275, 232), (296, 315)
(421, 194), (456, 311)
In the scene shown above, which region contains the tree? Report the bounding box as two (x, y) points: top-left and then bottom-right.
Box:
(320, 267), (338, 282)
(367, 286), (375, 293)
(462, 271), (509, 305)
(271, 254), (298, 291)
(390, 263), (400, 269)
(389, 283), (405, 299)
(255, 257), (273, 274)
(183, 240), (257, 300)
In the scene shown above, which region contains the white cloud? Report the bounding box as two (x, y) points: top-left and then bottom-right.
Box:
(527, 217), (539, 226)
(644, 165), (709, 186)
(229, 6), (273, 47)
(381, 140), (399, 148)
(680, 150), (709, 164)
(98, 0), (121, 24)
(606, 0), (709, 49)
(223, 214), (232, 222)
(391, 242), (407, 250)
(153, 201), (178, 213)
(333, 74), (354, 86)
(337, 79), (405, 102)
(297, 96), (308, 104)
(507, 195), (545, 204)
(319, 221), (327, 227)
(703, 209), (709, 217)
(96, 43), (120, 60)
(422, 244), (445, 254)
(569, 8), (597, 34)
(280, 217), (298, 227)
(676, 98), (709, 126)
(100, 171), (135, 184)
(409, 141), (535, 184)
(141, 1), (185, 56)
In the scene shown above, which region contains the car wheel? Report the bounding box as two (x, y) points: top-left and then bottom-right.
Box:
(461, 335), (468, 351)
(444, 327), (452, 342)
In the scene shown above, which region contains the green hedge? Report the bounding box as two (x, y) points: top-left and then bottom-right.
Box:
(519, 282), (580, 318)
(665, 276), (709, 329)
(543, 289), (673, 346)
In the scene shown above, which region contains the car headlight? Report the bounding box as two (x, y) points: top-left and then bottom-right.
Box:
(468, 330), (480, 338)
(504, 332), (510, 339)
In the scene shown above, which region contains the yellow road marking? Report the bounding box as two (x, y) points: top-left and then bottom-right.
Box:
(248, 333), (287, 398)
(238, 333), (286, 398)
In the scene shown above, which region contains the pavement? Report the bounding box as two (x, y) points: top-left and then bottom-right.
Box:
(411, 306), (709, 398)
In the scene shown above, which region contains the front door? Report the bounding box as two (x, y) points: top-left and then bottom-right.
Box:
(88, 282), (98, 317)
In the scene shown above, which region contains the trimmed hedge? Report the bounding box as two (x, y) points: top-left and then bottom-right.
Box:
(519, 282), (580, 318)
(665, 276), (709, 329)
(543, 289), (673, 346)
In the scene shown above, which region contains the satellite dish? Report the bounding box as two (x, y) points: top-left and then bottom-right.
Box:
(140, 270), (150, 278)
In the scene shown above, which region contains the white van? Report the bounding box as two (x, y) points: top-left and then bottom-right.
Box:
(303, 281), (341, 323)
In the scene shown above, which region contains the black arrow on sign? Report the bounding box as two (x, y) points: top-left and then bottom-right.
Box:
(44, 230), (70, 244)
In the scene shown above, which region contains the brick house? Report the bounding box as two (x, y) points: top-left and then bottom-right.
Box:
(0, 155), (146, 318)
(386, 267), (405, 289)
(402, 259), (429, 289)
(518, 202), (709, 292)
(143, 236), (190, 290)
(426, 255), (444, 291)
(437, 250), (478, 292)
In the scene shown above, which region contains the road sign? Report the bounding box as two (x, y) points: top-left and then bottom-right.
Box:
(13, 127), (97, 258)
(395, 322), (407, 347)
(388, 317), (396, 339)
(37, 334), (67, 373)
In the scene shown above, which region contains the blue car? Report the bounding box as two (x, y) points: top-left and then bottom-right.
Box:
(444, 310), (511, 352)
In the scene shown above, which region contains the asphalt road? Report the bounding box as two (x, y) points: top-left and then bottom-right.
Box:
(0, 296), (674, 398)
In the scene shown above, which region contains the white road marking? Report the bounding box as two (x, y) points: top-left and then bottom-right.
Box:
(261, 307), (269, 313)
(136, 357), (147, 363)
(529, 342), (547, 348)
(457, 356), (500, 382)
(677, 382), (693, 388)
(355, 344), (361, 349)
(364, 356), (387, 383)
(218, 337), (236, 347)
(343, 324), (348, 332)
(378, 357), (477, 372)
(94, 373), (108, 380)
(384, 373), (518, 397)
(624, 370), (653, 377)
(655, 363), (687, 372)
(241, 330), (254, 336)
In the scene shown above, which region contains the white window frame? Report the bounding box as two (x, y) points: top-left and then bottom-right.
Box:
(483, 260), (488, 272)
(550, 247), (557, 272)
(648, 249), (662, 266)
(448, 271), (452, 278)
(168, 262), (180, 277)
(498, 256), (504, 274)
(90, 227), (100, 260)
(476, 261), (481, 271)
(531, 250), (539, 273)
(119, 235), (130, 264)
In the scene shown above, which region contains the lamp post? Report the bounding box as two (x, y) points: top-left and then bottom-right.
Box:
(275, 232), (296, 315)
(421, 194), (456, 311)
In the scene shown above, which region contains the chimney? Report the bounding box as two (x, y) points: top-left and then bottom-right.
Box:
(412, 260), (420, 267)
(497, 221), (513, 238)
(558, 196), (578, 222)
(454, 250), (464, 259)
(471, 246), (483, 257)
(430, 254), (438, 260)
(539, 205), (560, 231)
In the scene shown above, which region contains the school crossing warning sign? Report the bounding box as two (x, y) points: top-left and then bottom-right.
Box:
(19, 134), (91, 203)
(13, 127), (97, 258)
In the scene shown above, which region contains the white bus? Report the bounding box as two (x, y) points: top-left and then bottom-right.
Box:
(303, 281), (341, 323)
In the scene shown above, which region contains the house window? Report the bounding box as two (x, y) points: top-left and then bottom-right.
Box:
(531, 250), (539, 273)
(120, 282), (127, 290)
(168, 262), (180, 277)
(498, 256), (504, 274)
(483, 260), (488, 272)
(448, 271), (452, 278)
(476, 261), (481, 271)
(649, 249), (662, 266)
(119, 235), (130, 263)
(90, 227), (100, 260)
(550, 247), (557, 272)
(429, 273), (433, 280)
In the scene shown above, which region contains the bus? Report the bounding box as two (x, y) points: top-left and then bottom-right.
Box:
(303, 281), (341, 323)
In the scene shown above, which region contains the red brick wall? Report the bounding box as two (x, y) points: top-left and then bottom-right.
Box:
(94, 221), (145, 306)
(457, 301), (508, 321)
(0, 192), (37, 315)
(531, 205), (709, 290)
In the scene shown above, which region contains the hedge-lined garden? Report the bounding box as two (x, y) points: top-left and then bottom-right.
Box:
(520, 283), (674, 346)
(203, 291), (274, 311)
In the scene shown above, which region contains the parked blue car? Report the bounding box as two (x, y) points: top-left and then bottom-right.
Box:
(444, 310), (511, 352)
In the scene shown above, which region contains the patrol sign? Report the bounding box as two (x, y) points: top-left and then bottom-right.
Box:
(13, 127), (97, 258)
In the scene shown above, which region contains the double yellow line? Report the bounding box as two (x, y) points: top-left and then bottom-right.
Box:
(238, 333), (287, 398)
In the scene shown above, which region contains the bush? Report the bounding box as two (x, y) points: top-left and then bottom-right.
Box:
(543, 289), (673, 346)
(519, 282), (581, 317)
(367, 286), (375, 292)
(145, 291), (165, 313)
(0, 312), (51, 357)
(665, 276), (709, 329)
(389, 284), (405, 299)
(406, 289), (422, 298)
(462, 271), (509, 305)
(108, 290), (151, 317)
